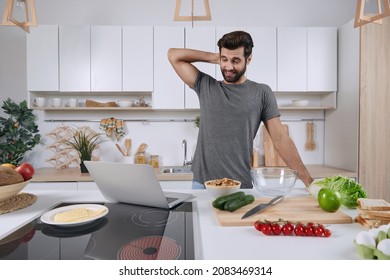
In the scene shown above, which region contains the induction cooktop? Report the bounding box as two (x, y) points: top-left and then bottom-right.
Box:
(0, 202), (197, 260)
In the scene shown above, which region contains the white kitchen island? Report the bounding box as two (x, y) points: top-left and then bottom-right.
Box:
(0, 183), (364, 260)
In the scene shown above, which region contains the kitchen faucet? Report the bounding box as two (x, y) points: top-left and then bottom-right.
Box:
(182, 139), (192, 167)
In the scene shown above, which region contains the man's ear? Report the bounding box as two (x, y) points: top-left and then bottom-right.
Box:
(247, 54), (252, 65)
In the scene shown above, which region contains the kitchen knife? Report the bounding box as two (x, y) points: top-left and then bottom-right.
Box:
(241, 195), (284, 219)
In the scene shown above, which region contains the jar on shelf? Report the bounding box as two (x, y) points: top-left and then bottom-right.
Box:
(134, 151), (147, 164)
(149, 155), (159, 168)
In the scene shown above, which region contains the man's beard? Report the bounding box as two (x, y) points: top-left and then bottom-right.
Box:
(221, 65), (247, 83)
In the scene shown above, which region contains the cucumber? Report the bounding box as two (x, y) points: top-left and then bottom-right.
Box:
(212, 191), (246, 210)
(224, 194), (255, 212)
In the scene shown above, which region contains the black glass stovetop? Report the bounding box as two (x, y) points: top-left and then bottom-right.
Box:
(0, 202), (195, 260)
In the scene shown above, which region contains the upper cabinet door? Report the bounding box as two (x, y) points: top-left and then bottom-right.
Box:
(185, 27), (216, 109)
(307, 27), (337, 92)
(277, 27), (307, 92)
(27, 25), (59, 91)
(122, 26), (153, 92)
(91, 26), (122, 92)
(246, 27), (277, 91)
(153, 26), (185, 109)
(59, 26), (91, 92)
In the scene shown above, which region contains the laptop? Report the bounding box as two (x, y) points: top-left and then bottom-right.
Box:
(83, 161), (193, 209)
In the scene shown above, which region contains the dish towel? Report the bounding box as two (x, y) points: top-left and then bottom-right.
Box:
(100, 118), (125, 140)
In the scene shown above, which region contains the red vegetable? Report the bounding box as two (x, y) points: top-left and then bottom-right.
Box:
(15, 162), (35, 181)
(253, 219), (332, 238)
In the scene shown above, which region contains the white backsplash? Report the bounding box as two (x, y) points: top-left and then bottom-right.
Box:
(25, 109), (325, 169)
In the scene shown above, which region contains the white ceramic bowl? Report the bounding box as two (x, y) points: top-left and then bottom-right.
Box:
(117, 100), (132, 107)
(204, 178), (241, 198)
(0, 180), (30, 202)
(250, 168), (297, 197)
(292, 99), (309, 107)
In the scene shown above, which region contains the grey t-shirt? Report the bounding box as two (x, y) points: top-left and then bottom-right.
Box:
(192, 71), (280, 188)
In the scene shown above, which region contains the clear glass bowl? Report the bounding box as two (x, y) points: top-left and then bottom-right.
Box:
(250, 168), (297, 196)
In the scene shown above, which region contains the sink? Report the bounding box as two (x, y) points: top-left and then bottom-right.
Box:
(160, 167), (192, 174)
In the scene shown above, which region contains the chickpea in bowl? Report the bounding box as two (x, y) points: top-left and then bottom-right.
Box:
(204, 178), (241, 198)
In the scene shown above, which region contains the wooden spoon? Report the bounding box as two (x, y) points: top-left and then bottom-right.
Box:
(115, 143), (125, 156)
(124, 139), (132, 156)
(310, 122), (316, 150)
(305, 122), (311, 150)
(136, 143), (147, 154)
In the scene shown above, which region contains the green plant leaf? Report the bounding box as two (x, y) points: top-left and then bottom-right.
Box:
(62, 126), (104, 161)
(0, 98), (41, 165)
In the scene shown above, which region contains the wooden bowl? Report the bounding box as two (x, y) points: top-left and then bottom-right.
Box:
(0, 180), (30, 203)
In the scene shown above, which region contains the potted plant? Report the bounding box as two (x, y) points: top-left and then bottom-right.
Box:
(194, 116), (200, 128)
(0, 98), (41, 165)
(63, 127), (102, 173)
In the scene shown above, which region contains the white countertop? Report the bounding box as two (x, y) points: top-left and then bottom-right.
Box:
(0, 184), (364, 260)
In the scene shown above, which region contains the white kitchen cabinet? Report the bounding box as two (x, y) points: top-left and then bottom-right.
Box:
(307, 27), (337, 92)
(153, 26), (185, 109)
(184, 27), (216, 109)
(59, 26), (91, 92)
(246, 27), (277, 91)
(122, 26), (153, 92)
(27, 25), (59, 91)
(91, 26), (122, 91)
(277, 27), (337, 93)
(277, 27), (307, 92)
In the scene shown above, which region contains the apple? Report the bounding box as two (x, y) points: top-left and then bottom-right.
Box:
(15, 162), (35, 181)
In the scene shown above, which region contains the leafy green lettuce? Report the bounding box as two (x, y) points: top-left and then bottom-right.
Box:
(314, 176), (367, 209)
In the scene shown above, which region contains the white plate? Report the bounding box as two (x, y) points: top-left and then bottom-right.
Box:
(40, 204), (109, 227)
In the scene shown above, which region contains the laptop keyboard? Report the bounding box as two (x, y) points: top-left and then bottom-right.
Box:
(166, 197), (178, 203)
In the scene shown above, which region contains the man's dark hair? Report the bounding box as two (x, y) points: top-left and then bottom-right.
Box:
(217, 31), (254, 59)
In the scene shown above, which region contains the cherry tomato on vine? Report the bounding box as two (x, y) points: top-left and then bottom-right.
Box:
(271, 223), (282, 235)
(261, 224), (273, 235)
(314, 226), (324, 237)
(323, 229), (332, 237)
(253, 220), (332, 238)
(294, 224), (305, 236)
(254, 220), (264, 232)
(304, 226), (314, 236)
(281, 223), (294, 235)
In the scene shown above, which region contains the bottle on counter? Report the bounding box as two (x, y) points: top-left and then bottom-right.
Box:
(149, 155), (159, 168)
(134, 151), (147, 164)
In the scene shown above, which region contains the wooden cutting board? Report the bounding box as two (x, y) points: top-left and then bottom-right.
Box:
(263, 125), (288, 166)
(213, 196), (353, 226)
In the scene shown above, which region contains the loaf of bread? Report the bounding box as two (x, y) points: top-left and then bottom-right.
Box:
(359, 209), (390, 220)
(0, 166), (24, 186)
(355, 198), (390, 228)
(355, 214), (390, 229)
(357, 198), (390, 211)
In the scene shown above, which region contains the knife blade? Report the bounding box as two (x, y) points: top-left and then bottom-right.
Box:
(241, 195), (284, 219)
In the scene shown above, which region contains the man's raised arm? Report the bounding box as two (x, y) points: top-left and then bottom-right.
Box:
(167, 48), (219, 88)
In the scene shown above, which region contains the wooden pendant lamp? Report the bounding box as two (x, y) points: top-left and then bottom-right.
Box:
(354, 0), (390, 28)
(174, 0), (211, 26)
(1, 0), (37, 33)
